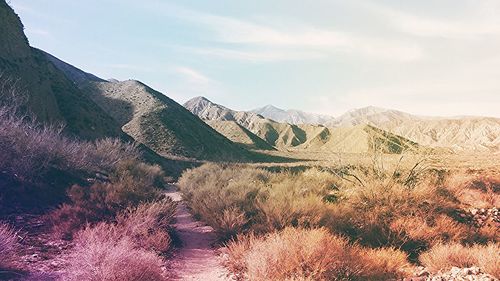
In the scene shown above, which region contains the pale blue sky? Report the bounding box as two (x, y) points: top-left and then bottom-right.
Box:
(10, 0), (500, 117)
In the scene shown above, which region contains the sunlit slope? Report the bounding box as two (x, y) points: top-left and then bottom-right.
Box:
(46, 55), (250, 161)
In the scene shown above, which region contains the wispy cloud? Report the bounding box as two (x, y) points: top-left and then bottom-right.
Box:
(366, 1), (500, 39)
(173, 66), (213, 85)
(165, 5), (423, 62)
(177, 46), (324, 62)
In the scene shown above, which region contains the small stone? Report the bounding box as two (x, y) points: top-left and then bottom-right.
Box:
(450, 266), (461, 276)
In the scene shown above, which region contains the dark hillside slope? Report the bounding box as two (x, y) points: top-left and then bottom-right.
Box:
(0, 1), (121, 139)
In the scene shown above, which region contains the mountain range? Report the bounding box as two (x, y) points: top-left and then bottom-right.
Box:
(185, 97), (500, 153)
(184, 97), (421, 154)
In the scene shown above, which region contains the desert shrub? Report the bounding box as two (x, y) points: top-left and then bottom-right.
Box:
(116, 199), (177, 252)
(62, 198), (176, 280)
(225, 227), (409, 281)
(50, 167), (165, 237)
(179, 162), (467, 248)
(110, 159), (166, 190)
(178, 163), (270, 238)
(325, 168), (468, 257)
(0, 223), (17, 269)
(63, 232), (167, 281)
(445, 172), (500, 208)
(420, 243), (500, 277)
(179, 161), (489, 260)
(0, 108), (139, 182)
(0, 86), (140, 184)
(179, 164), (343, 239)
(389, 215), (472, 247)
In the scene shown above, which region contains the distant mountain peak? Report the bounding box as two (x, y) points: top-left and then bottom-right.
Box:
(252, 104), (334, 125)
(190, 96), (211, 102)
(344, 106), (390, 115)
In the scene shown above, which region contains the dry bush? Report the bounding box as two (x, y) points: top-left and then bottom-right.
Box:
(63, 233), (167, 281)
(0, 105), (140, 182)
(62, 198), (176, 281)
(356, 247), (412, 280)
(225, 227), (409, 281)
(390, 215), (472, 247)
(0, 223), (17, 269)
(0, 78), (140, 184)
(116, 199), (177, 252)
(50, 169), (165, 237)
(179, 164), (344, 238)
(420, 243), (500, 277)
(178, 163), (269, 238)
(325, 167), (467, 257)
(445, 172), (500, 208)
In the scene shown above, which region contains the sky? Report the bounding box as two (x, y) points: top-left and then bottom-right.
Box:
(9, 0), (500, 117)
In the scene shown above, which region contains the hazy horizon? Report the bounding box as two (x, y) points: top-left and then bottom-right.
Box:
(10, 0), (500, 118)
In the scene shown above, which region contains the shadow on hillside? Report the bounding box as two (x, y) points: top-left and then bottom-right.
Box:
(82, 81), (135, 127)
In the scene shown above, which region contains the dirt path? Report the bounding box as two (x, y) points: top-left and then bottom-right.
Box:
(165, 188), (232, 281)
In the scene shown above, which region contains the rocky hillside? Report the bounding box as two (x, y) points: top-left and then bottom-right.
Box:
(185, 97), (420, 153)
(380, 117), (500, 152)
(255, 103), (500, 152)
(46, 56), (249, 161)
(325, 107), (500, 152)
(205, 120), (275, 150)
(0, 1), (121, 139)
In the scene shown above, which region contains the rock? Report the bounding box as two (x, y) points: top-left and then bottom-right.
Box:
(417, 266), (498, 281)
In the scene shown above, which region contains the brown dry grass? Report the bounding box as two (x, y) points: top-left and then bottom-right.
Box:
(0, 103), (140, 182)
(50, 160), (166, 237)
(63, 235), (167, 281)
(61, 199), (176, 280)
(0, 222), (17, 269)
(116, 199), (177, 252)
(225, 227), (410, 281)
(420, 243), (500, 278)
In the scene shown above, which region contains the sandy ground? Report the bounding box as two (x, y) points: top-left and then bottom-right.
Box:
(165, 188), (232, 281)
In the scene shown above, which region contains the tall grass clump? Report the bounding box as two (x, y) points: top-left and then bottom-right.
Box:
(225, 227), (410, 281)
(420, 243), (500, 278)
(61, 198), (176, 280)
(63, 235), (167, 281)
(0, 223), (18, 269)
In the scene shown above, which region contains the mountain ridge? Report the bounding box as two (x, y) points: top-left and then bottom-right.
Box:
(43, 54), (251, 161)
(186, 96), (500, 152)
(184, 96), (422, 154)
